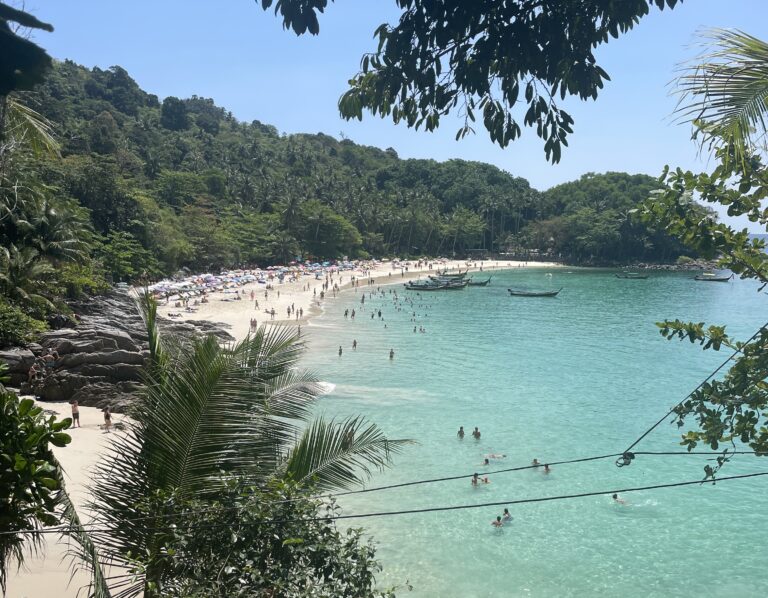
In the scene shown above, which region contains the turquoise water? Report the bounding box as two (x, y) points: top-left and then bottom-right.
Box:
(299, 268), (768, 597)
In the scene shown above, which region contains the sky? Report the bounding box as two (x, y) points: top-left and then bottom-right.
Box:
(27, 0), (768, 230)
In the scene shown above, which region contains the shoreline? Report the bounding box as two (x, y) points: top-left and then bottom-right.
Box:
(8, 259), (561, 596)
(154, 259), (564, 341)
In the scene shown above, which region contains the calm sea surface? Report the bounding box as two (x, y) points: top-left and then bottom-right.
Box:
(299, 268), (767, 597)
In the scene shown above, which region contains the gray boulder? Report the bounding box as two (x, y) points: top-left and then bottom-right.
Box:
(0, 348), (36, 386)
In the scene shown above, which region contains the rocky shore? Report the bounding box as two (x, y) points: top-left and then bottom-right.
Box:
(0, 289), (233, 411)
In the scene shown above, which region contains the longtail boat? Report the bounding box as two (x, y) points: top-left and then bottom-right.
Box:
(436, 270), (468, 279)
(694, 272), (733, 282)
(615, 272), (649, 279)
(507, 287), (562, 297)
(467, 276), (492, 286)
(405, 279), (468, 291)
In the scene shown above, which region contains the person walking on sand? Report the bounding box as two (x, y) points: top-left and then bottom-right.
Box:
(70, 400), (80, 428)
(102, 407), (112, 433)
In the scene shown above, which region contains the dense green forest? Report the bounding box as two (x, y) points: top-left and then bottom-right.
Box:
(0, 60), (692, 344)
(29, 61), (689, 269)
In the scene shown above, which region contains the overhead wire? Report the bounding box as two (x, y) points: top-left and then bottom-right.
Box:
(616, 320), (768, 466)
(5, 469), (767, 537)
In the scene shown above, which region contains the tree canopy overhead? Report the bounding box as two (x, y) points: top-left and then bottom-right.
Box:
(260, 0), (682, 162)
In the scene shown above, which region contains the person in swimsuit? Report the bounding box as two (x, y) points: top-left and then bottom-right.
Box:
(457, 426), (465, 439)
(70, 400), (80, 428)
(102, 407), (112, 433)
(502, 508), (512, 521)
(472, 427), (481, 440)
(491, 516), (503, 528)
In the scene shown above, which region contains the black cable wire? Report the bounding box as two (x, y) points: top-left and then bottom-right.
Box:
(617, 320), (768, 464)
(7, 469), (767, 536)
(23, 449), (765, 531)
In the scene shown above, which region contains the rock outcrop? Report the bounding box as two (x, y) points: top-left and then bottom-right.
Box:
(10, 289), (233, 411)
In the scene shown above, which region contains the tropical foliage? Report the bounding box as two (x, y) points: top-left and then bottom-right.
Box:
(72, 296), (409, 596)
(0, 365), (71, 594)
(261, 0), (682, 162)
(639, 28), (768, 476)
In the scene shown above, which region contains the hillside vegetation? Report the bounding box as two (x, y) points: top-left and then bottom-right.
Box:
(1, 60), (691, 344)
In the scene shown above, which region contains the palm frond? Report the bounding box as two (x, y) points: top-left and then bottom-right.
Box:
(284, 416), (413, 492)
(675, 28), (768, 162)
(55, 467), (112, 598)
(3, 96), (60, 157)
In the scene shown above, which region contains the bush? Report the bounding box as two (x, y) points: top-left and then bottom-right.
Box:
(0, 298), (47, 348)
(55, 262), (110, 299)
(676, 255), (694, 265)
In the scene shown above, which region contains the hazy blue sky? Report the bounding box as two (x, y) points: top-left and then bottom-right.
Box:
(29, 1), (768, 227)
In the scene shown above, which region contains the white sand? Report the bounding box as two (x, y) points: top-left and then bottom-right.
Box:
(156, 259), (562, 342)
(7, 259), (561, 596)
(6, 403), (129, 598)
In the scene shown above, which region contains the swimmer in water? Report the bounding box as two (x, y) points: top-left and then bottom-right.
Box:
(502, 508), (512, 521)
(491, 516), (503, 528)
(472, 427), (481, 440)
(612, 493), (626, 505)
(487, 453), (506, 459)
(482, 458), (490, 466)
(532, 458), (540, 467)
(471, 473), (479, 486)
(543, 464), (551, 474)
(457, 426), (465, 439)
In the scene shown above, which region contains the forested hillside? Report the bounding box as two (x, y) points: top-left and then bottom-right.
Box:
(27, 61), (688, 274)
(0, 60), (693, 344)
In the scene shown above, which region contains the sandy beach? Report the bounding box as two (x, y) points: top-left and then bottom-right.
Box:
(155, 259), (562, 342)
(7, 259), (561, 597)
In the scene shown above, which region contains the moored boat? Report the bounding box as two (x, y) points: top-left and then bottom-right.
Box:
(507, 287), (562, 297)
(467, 276), (492, 286)
(615, 272), (649, 279)
(694, 272), (733, 282)
(405, 279), (468, 291)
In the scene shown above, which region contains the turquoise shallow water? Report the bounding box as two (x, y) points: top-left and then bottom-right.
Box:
(299, 268), (768, 598)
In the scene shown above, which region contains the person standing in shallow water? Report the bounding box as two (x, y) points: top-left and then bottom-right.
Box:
(338, 345), (343, 357)
(389, 348), (394, 360)
(457, 426), (465, 439)
(472, 427), (481, 440)
(352, 339), (357, 350)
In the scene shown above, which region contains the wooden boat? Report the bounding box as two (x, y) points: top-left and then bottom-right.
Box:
(507, 287), (562, 297)
(405, 280), (468, 291)
(615, 272), (649, 279)
(436, 270), (468, 279)
(467, 276), (492, 287)
(694, 272), (733, 282)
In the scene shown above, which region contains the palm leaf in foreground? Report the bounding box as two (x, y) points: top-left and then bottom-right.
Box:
(81, 298), (409, 596)
(675, 28), (768, 162)
(285, 416), (413, 493)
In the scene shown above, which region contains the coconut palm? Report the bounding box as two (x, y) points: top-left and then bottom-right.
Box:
(77, 296), (410, 597)
(675, 28), (768, 163)
(0, 244), (54, 310)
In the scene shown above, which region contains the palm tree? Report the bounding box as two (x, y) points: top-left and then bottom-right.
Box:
(79, 296), (409, 597)
(0, 244), (55, 310)
(27, 198), (90, 264)
(675, 28), (768, 164)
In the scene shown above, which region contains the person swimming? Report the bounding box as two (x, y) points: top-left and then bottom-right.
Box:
(472, 427), (481, 439)
(502, 508), (512, 521)
(543, 464), (551, 474)
(491, 516), (503, 528)
(532, 458), (540, 467)
(482, 458), (490, 466)
(612, 493), (626, 505)
(457, 426), (465, 439)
